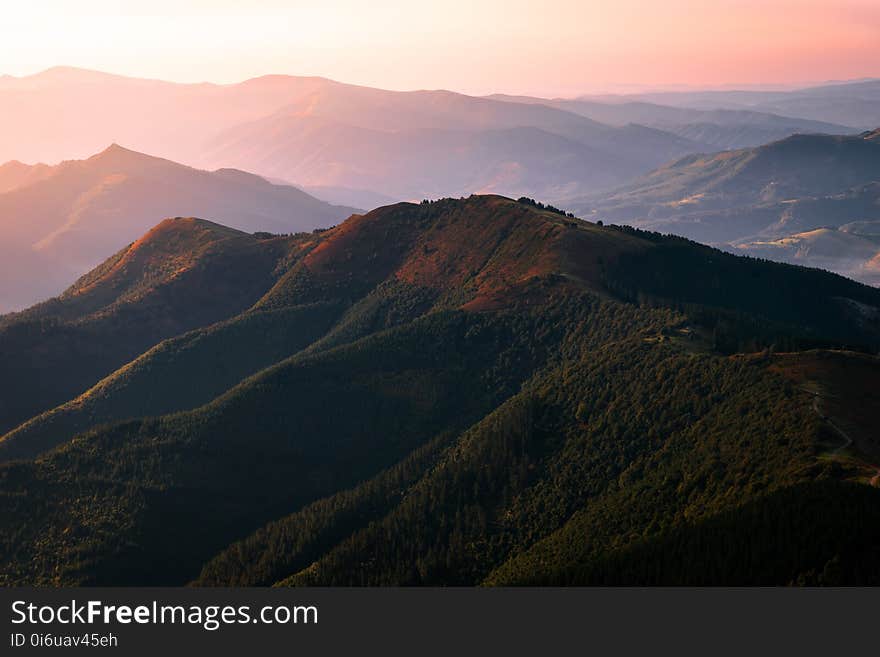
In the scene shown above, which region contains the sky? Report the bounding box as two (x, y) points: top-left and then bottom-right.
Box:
(1, 0), (879, 96)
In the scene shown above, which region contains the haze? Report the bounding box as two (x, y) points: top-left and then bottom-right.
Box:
(2, 0), (879, 96)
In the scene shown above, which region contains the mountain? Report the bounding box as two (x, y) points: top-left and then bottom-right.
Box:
(661, 115), (852, 151)
(573, 131), (880, 284)
(195, 83), (705, 201)
(202, 119), (690, 203)
(5, 67), (879, 208)
(0, 68), (327, 166)
(0, 144), (357, 312)
(586, 131), (880, 209)
(0, 160), (52, 193)
(0, 67), (706, 204)
(734, 228), (880, 286)
(1, 195), (879, 586)
(0, 217), (306, 437)
(488, 94), (854, 150)
(595, 79), (880, 129)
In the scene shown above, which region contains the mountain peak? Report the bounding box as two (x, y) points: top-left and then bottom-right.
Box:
(94, 142), (142, 158)
(36, 65), (103, 77)
(62, 216), (259, 305)
(84, 143), (181, 171)
(146, 215), (248, 239)
(265, 194), (647, 313)
(0, 159), (53, 193)
(8, 66), (132, 87)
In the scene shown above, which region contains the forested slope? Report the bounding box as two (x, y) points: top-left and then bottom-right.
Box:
(2, 196), (879, 586)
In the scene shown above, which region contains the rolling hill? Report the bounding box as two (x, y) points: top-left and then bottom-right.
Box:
(1, 195), (879, 586)
(0, 144), (357, 312)
(573, 130), (880, 284)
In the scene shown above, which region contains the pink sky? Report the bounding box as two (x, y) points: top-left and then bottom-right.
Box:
(2, 0), (878, 95)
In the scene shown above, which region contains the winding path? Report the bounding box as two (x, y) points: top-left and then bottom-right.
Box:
(807, 388), (880, 485)
(809, 392), (853, 454)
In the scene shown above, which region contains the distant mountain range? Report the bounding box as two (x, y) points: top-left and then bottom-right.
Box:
(0, 144), (356, 312)
(4, 67), (873, 208)
(197, 81), (705, 201)
(584, 78), (880, 129)
(1, 196), (879, 585)
(0, 67), (710, 202)
(575, 130), (880, 284)
(0, 159), (53, 193)
(488, 94), (854, 150)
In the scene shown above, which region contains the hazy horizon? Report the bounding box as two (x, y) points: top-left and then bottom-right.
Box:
(3, 63), (878, 99)
(3, 0), (879, 97)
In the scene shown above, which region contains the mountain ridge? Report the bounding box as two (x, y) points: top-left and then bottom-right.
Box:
(486, 93), (855, 150)
(2, 194), (880, 586)
(0, 144), (357, 312)
(4, 195), (880, 461)
(0, 215), (305, 437)
(571, 129), (880, 284)
(0, 66), (711, 203)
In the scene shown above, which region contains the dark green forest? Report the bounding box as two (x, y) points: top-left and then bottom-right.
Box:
(1, 195), (879, 586)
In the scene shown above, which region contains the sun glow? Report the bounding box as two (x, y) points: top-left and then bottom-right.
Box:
(1, 0), (878, 95)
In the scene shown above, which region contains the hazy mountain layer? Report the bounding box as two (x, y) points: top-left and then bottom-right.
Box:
(594, 79), (880, 129)
(0, 67), (706, 204)
(0, 144), (356, 312)
(0, 160), (53, 193)
(488, 93), (854, 150)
